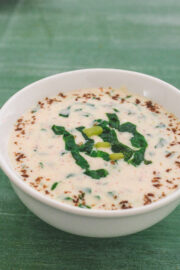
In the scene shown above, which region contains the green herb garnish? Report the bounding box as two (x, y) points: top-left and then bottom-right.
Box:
(83, 113), (90, 117)
(78, 204), (91, 209)
(66, 173), (75, 178)
(155, 123), (166, 128)
(74, 108), (82, 112)
(39, 162), (44, 168)
(144, 160), (152, 165)
(52, 112), (151, 179)
(84, 169), (109, 179)
(64, 197), (73, 200)
(52, 125), (107, 179)
(94, 195), (101, 200)
(113, 108), (119, 112)
(154, 138), (167, 149)
(108, 191), (115, 197)
(53, 125), (89, 170)
(51, 182), (58, 190)
(89, 150), (110, 161)
(107, 113), (120, 130)
(86, 103), (95, 107)
(78, 139), (94, 153)
(52, 125), (66, 135)
(84, 188), (92, 194)
(98, 116), (150, 166)
(59, 106), (71, 118)
(71, 151), (89, 169)
(60, 151), (67, 156)
(31, 109), (37, 113)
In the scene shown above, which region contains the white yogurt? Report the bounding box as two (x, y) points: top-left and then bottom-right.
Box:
(8, 87), (180, 210)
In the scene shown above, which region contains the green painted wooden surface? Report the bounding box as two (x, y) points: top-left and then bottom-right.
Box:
(0, 0), (180, 269)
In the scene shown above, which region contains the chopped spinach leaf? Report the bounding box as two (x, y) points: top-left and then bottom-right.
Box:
(63, 133), (78, 152)
(96, 113), (150, 166)
(130, 132), (147, 148)
(77, 127), (110, 162)
(154, 138), (167, 149)
(78, 140), (94, 153)
(76, 126), (94, 153)
(128, 110), (135, 115)
(76, 126), (90, 140)
(129, 148), (145, 167)
(60, 151), (67, 156)
(86, 103), (95, 107)
(52, 110), (151, 178)
(78, 204), (91, 209)
(64, 197), (73, 200)
(108, 191), (115, 197)
(94, 195), (101, 200)
(39, 162), (44, 168)
(113, 108), (119, 112)
(99, 126), (119, 144)
(59, 113), (69, 118)
(59, 106), (71, 118)
(84, 169), (109, 179)
(119, 122), (137, 134)
(111, 142), (133, 161)
(52, 125), (66, 135)
(144, 159), (152, 165)
(155, 123), (166, 128)
(52, 125), (89, 170)
(71, 151), (89, 169)
(74, 108), (82, 112)
(31, 109), (37, 113)
(106, 113), (120, 129)
(94, 119), (109, 128)
(88, 150), (110, 161)
(84, 188), (92, 194)
(83, 113), (90, 117)
(51, 182), (58, 190)
(66, 173), (75, 178)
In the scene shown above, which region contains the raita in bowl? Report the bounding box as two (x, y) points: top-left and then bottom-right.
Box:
(0, 69), (180, 237)
(8, 87), (180, 210)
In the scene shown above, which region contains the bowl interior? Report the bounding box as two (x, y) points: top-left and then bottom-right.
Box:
(0, 68), (180, 214)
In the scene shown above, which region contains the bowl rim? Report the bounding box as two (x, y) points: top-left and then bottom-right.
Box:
(0, 68), (180, 218)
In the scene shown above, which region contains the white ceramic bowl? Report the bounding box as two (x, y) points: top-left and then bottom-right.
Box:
(0, 69), (180, 238)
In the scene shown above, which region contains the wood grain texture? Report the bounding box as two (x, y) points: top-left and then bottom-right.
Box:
(0, 0), (180, 269)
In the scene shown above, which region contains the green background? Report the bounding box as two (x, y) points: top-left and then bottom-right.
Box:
(0, 0), (180, 269)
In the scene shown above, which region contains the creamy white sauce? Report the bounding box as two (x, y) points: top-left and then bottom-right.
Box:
(8, 87), (180, 210)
